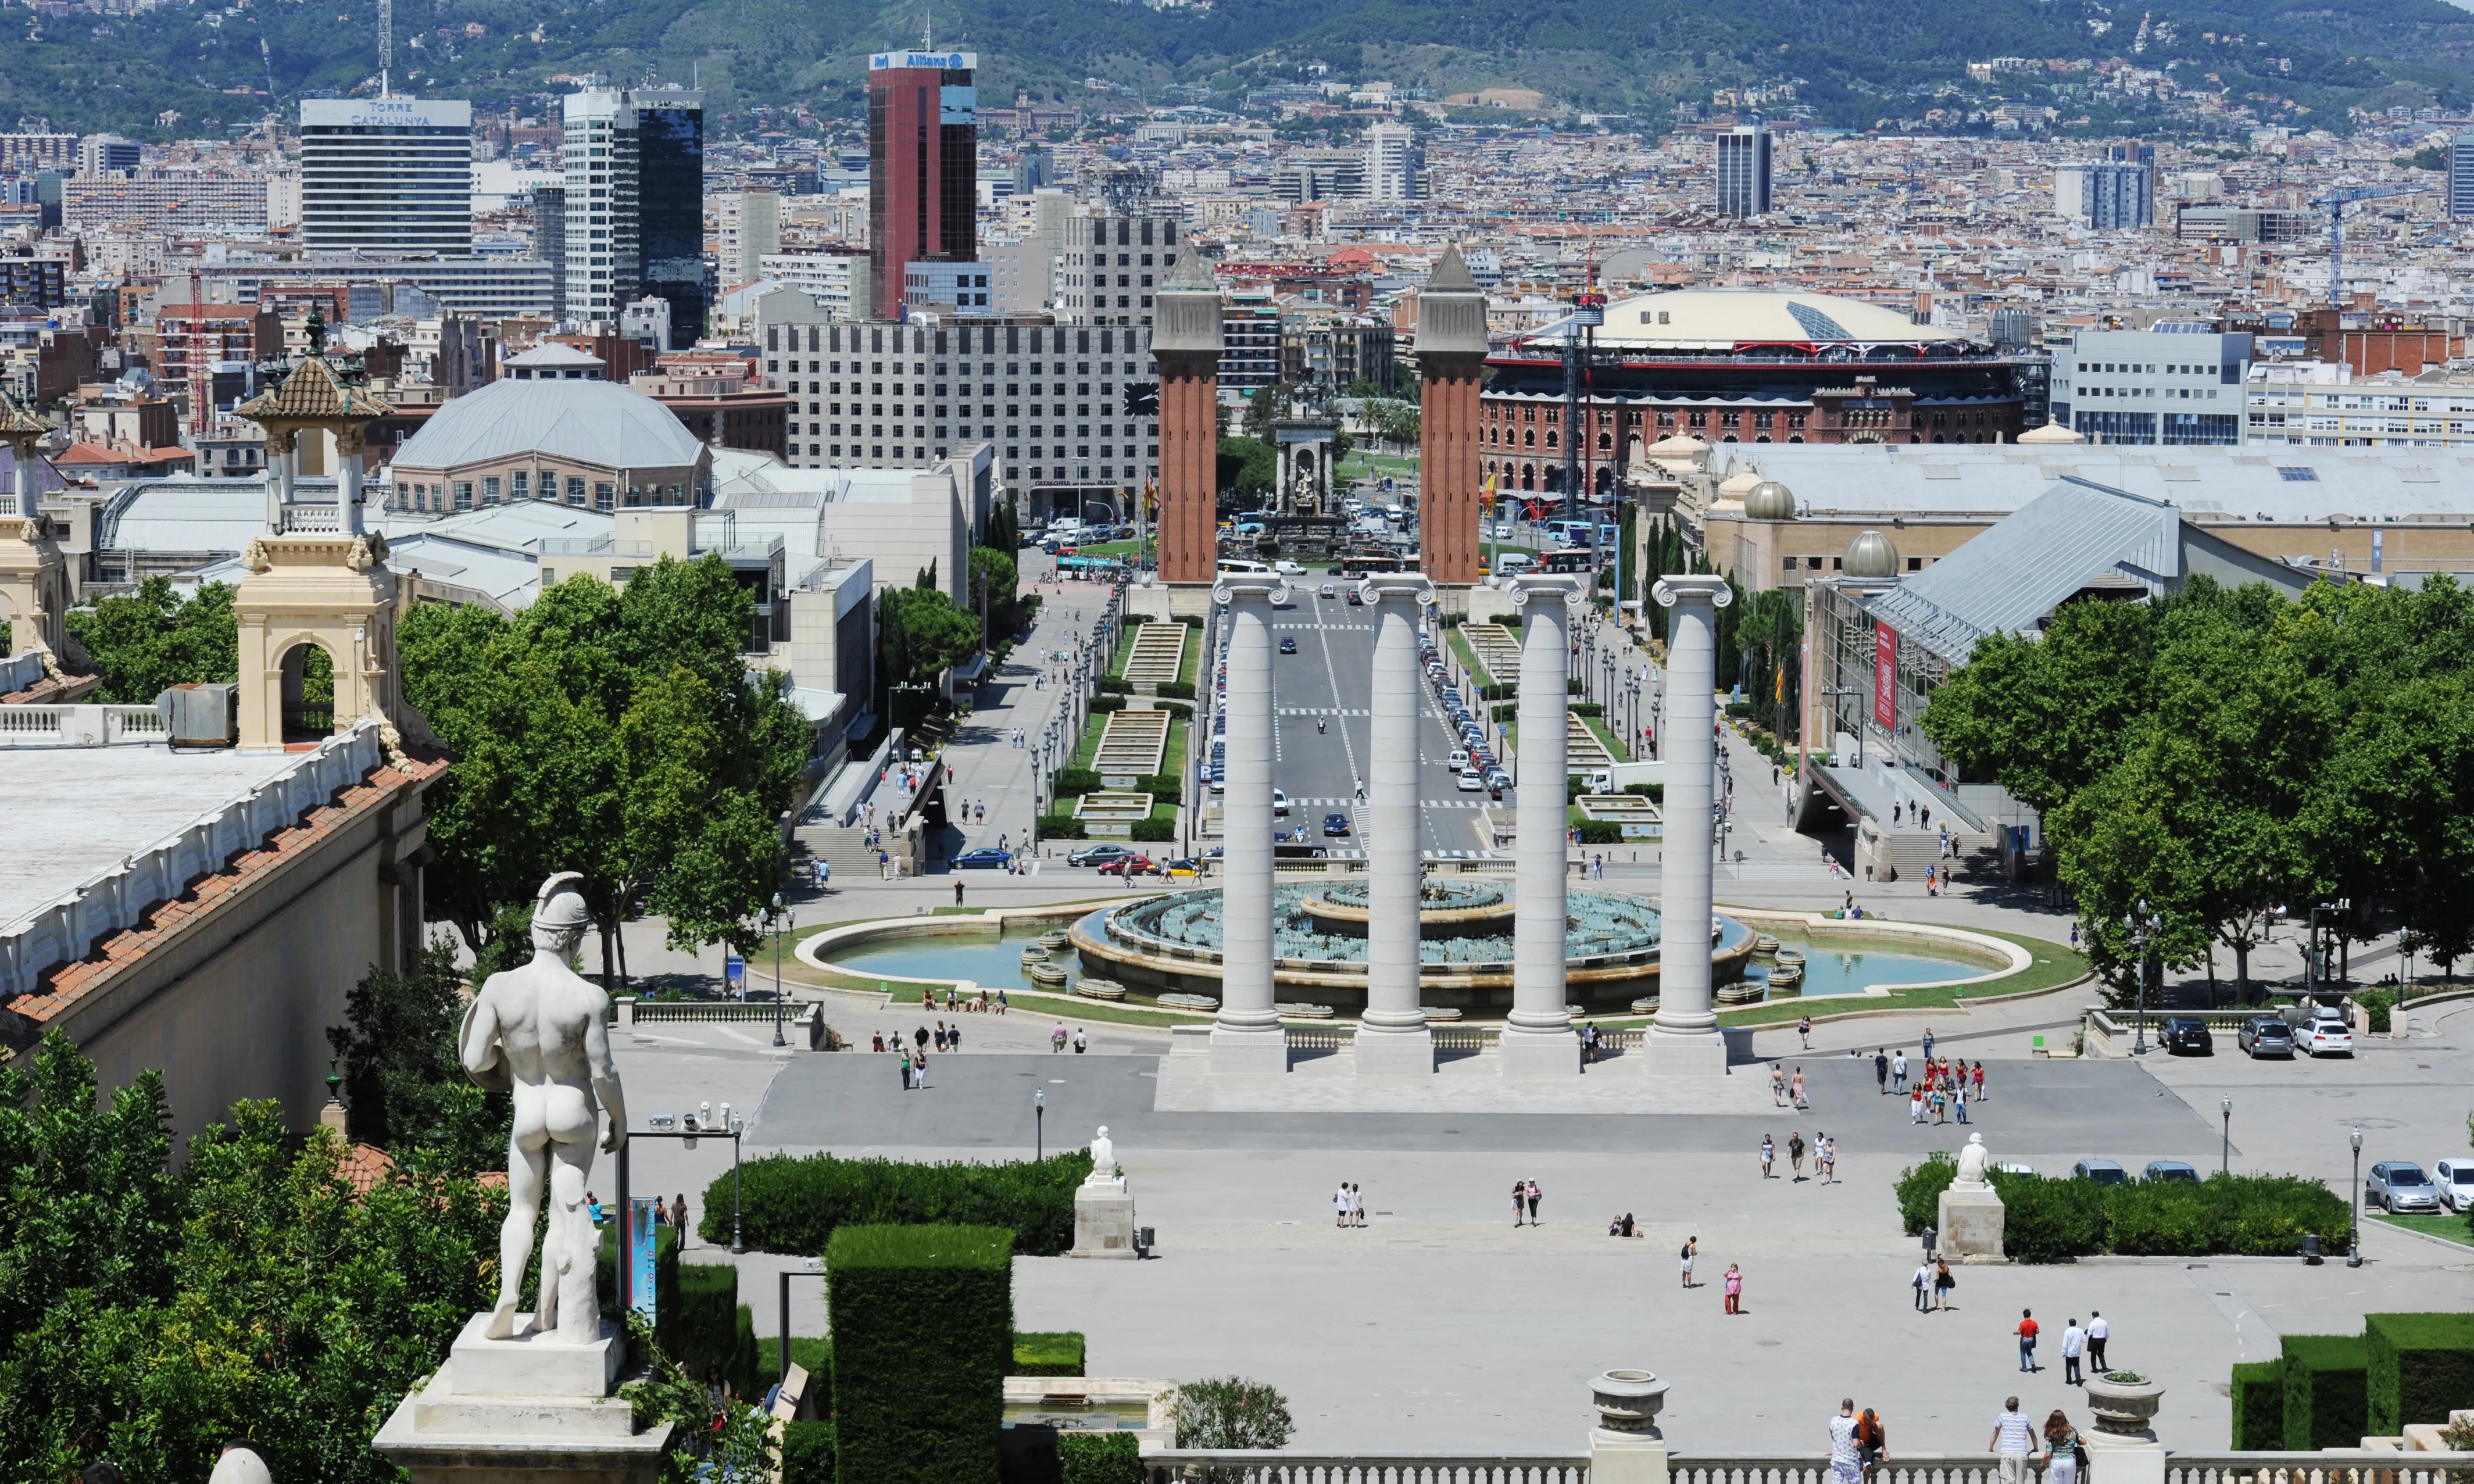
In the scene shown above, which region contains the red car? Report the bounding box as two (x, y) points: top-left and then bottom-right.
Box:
(1098, 854), (1157, 877)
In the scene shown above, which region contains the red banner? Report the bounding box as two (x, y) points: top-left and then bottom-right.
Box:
(1874, 625), (1898, 731)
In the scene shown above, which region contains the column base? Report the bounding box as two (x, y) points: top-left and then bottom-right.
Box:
(1588, 1431), (1669, 1484)
(2081, 1432), (2164, 1484)
(1353, 1025), (1435, 1077)
(1641, 1028), (1729, 1077)
(1498, 1025), (1581, 1079)
(1208, 1024), (1289, 1075)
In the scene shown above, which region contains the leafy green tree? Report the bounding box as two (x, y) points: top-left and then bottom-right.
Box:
(1172, 1376), (1295, 1450)
(62, 577), (239, 705)
(876, 585), (983, 692)
(969, 545), (1018, 638)
(326, 941), (513, 1175)
(1217, 437), (1275, 502)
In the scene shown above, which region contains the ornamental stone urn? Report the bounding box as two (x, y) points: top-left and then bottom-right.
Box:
(1592, 1369), (1668, 1436)
(2084, 1372), (2165, 1437)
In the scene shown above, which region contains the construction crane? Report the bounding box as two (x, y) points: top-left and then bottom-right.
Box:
(2311, 184), (2424, 310)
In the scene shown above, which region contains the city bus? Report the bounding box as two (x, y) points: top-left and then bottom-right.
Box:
(1539, 548), (1596, 574)
(1338, 553), (1413, 580)
(1057, 554), (1124, 577)
(1215, 559), (1272, 576)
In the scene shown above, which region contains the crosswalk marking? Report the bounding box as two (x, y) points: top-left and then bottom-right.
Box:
(1277, 708), (1372, 717)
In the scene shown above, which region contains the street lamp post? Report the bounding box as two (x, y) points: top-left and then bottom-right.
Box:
(2220, 1096), (2232, 1176)
(1035, 1088), (1046, 1160)
(770, 892), (789, 1048)
(2348, 1127), (2365, 1268)
(2126, 902), (2160, 1055)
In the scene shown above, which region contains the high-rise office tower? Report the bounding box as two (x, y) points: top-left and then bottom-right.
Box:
(1057, 210), (1181, 328)
(867, 48), (977, 318)
(2054, 163), (2154, 230)
(718, 188), (781, 287)
(531, 184), (566, 318)
(77, 134), (141, 178)
(2451, 135), (2474, 219)
(298, 98), (473, 256)
(1715, 122), (1771, 219)
(562, 87), (705, 346)
(1364, 122), (1425, 201)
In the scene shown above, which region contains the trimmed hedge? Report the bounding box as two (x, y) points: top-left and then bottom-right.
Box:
(2366, 1312), (2474, 1434)
(1053, 767), (1102, 797)
(2232, 1360), (2284, 1449)
(1888, 1162), (2344, 1261)
(1157, 680), (1196, 700)
(1896, 1152), (1957, 1236)
(671, 1262), (760, 1399)
(1476, 682), (1515, 700)
(1130, 819), (1175, 842)
(1136, 774), (1181, 803)
(2357, 989), (2393, 1034)
(1089, 696), (1125, 714)
(1058, 1433), (1142, 1484)
(1036, 814), (1088, 840)
(1571, 702), (1604, 717)
(782, 1419), (835, 1484)
(1013, 1331), (1087, 1376)
(1576, 820), (1624, 845)
(828, 1225), (1013, 1484)
(706, 1150), (1094, 1257)
(2282, 1333), (2368, 1450)
(1150, 697), (1193, 717)
(1097, 677), (1133, 695)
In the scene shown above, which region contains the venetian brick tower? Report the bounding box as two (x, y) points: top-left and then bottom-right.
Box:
(1153, 251), (1223, 587)
(1416, 244), (1488, 587)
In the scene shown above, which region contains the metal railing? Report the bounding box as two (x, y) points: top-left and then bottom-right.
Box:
(1145, 1455), (1588, 1484)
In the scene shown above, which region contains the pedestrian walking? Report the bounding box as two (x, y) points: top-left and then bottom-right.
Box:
(1829, 1400), (1862, 1484)
(1074, 1027), (1088, 1054)
(2017, 1309), (2042, 1372)
(1788, 1131), (1807, 1182)
(1335, 1183), (1350, 1228)
(1790, 1068), (1807, 1110)
(1912, 1258), (1933, 1313)
(1922, 1027), (1936, 1061)
(1350, 1183), (1365, 1227)
(1933, 1257), (1954, 1311)
(1772, 1063), (1787, 1107)
(1525, 1179), (1542, 1225)
(1875, 1049), (1890, 1095)
(1679, 1235), (1697, 1288)
(2086, 1311), (2109, 1372)
(2061, 1318), (2087, 1385)
(1511, 1180), (1528, 1227)
(1858, 1408), (1889, 1484)
(1954, 1084), (1969, 1124)
(1973, 1061), (1986, 1102)
(1910, 1085), (1926, 1124)
(1051, 1021), (1068, 1053)
(1892, 1050), (1908, 1093)
(1723, 1263), (1744, 1315)
(1991, 1399), (2036, 1484)
(671, 1192), (688, 1240)
(1821, 1132), (1838, 1183)
(897, 1047), (912, 1088)
(1799, 1015), (1812, 1050)
(1760, 1133), (1775, 1179)
(2043, 1412), (2087, 1484)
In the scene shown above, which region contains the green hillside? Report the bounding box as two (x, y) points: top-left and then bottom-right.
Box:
(3, 0), (2469, 138)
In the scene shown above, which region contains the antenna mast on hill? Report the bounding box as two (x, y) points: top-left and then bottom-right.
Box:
(377, 0), (393, 96)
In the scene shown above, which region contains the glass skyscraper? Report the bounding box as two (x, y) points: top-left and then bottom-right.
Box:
(562, 87), (706, 346)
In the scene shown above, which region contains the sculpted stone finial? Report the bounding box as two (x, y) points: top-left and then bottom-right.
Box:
(460, 871), (628, 1342)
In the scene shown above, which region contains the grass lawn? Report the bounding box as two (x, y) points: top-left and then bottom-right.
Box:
(1339, 450), (1418, 480)
(1071, 538), (1146, 559)
(1179, 624), (1200, 686)
(2372, 1212), (2474, 1248)
(1580, 711), (1631, 763)
(1712, 927), (2091, 1028)
(1448, 628), (1494, 689)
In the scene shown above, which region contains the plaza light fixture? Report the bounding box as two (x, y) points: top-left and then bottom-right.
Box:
(2125, 902), (2161, 1054)
(1035, 1088), (1046, 1160)
(2347, 1127), (2364, 1268)
(2219, 1096), (2232, 1175)
(770, 892), (790, 1049)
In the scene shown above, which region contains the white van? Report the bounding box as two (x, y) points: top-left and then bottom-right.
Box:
(1496, 552), (1536, 573)
(1448, 746), (1471, 770)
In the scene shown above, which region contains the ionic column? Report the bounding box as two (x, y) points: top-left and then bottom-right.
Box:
(264, 428), (296, 531)
(338, 430), (366, 535)
(1647, 574), (1732, 1075)
(1210, 575), (1288, 1074)
(1503, 573), (1582, 1078)
(1357, 572), (1435, 1077)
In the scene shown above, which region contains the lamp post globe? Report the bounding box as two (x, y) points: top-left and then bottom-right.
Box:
(2347, 1127), (2364, 1268)
(2219, 1096), (2232, 1175)
(1035, 1088), (1046, 1161)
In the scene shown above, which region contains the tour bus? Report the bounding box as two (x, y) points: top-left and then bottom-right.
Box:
(1544, 518), (1619, 546)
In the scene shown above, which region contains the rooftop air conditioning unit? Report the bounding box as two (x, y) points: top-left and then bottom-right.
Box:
(158, 682), (238, 748)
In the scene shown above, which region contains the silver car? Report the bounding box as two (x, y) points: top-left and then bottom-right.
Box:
(2366, 1161), (2443, 1214)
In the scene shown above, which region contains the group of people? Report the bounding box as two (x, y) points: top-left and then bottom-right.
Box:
(2016, 1308), (2112, 1381)
(927, 984), (1007, 1014)
(1758, 1130), (1837, 1183)
(581, 1190), (689, 1240)
(1992, 1400), (2092, 1484)
(1770, 1063), (1810, 1108)
(1331, 1182), (1367, 1226)
(1508, 1179), (1545, 1225)
(1051, 1021), (1089, 1053)
(1899, 1054), (1985, 1126)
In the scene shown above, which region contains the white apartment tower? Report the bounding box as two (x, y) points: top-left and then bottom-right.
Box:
(562, 87), (706, 341)
(298, 98), (474, 256)
(1364, 122), (1424, 201)
(717, 188), (782, 287)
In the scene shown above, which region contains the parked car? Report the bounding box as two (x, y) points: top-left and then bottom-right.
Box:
(2071, 1160), (2130, 1185)
(2304, 1015), (2354, 1057)
(1322, 811), (1353, 837)
(2367, 1161), (2444, 1213)
(1279, 636), (1299, 654)
(1068, 843), (1138, 868)
(1457, 767), (1485, 792)
(2143, 1161), (2201, 1183)
(2432, 1158), (2474, 1213)
(1098, 854), (1158, 878)
(2159, 1017), (2214, 1055)
(953, 847), (1013, 870)
(2237, 1018), (2296, 1059)
(1346, 589), (1364, 606)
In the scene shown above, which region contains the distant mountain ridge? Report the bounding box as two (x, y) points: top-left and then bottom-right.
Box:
(3, 0), (2469, 139)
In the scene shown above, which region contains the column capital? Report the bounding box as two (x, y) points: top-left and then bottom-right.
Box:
(1508, 572), (1582, 610)
(1653, 574), (1733, 610)
(1355, 571), (1433, 607)
(1213, 575), (1289, 607)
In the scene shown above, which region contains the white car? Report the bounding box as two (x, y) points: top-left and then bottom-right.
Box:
(1493, 521), (1515, 538)
(1274, 559), (1306, 575)
(1457, 767), (1485, 792)
(2304, 1015), (2353, 1057)
(1272, 790), (1290, 817)
(2434, 1158), (2474, 1213)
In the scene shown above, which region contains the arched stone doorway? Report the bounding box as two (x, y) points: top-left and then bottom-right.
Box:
(274, 636), (339, 742)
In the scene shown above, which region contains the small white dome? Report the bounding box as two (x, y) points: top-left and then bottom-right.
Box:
(1744, 480), (1796, 521)
(1717, 467), (1764, 496)
(209, 1449), (274, 1484)
(1644, 434), (1708, 456)
(1842, 530), (1901, 579)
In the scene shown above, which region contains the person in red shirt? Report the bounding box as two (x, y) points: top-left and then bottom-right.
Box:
(2017, 1309), (2042, 1372)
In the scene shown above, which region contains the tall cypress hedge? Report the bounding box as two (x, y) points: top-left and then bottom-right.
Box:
(828, 1224), (1014, 1484)
(705, 1151), (1092, 1257)
(2365, 1312), (2474, 1435)
(2230, 1360), (2284, 1449)
(2281, 1334), (2369, 1450)
(673, 1261), (760, 1399)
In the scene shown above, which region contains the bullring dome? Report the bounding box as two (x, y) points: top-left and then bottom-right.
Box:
(1744, 480), (1796, 521)
(390, 377), (705, 471)
(1842, 530), (1901, 579)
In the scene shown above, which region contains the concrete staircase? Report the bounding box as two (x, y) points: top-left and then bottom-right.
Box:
(795, 822), (888, 879)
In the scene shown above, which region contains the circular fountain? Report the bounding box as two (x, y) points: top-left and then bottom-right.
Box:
(1066, 880), (1758, 1017)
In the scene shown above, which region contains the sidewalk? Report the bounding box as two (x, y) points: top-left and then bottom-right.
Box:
(934, 568), (1119, 862)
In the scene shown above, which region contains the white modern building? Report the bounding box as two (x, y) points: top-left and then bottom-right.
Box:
(758, 251), (864, 313)
(717, 188), (781, 287)
(562, 87), (706, 342)
(1364, 122), (1425, 202)
(2245, 361), (2474, 448)
(2048, 324), (2250, 445)
(2053, 162), (2154, 230)
(299, 98), (474, 257)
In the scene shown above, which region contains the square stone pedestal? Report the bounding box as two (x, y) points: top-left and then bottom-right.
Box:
(1353, 1025), (1436, 1077)
(1640, 1028), (1729, 1078)
(1589, 1431), (1669, 1484)
(1498, 1025), (1582, 1079)
(1209, 1024), (1289, 1075)
(1070, 1179), (1139, 1258)
(1936, 1182), (2008, 1262)
(373, 1313), (673, 1484)
(2082, 1431), (2164, 1484)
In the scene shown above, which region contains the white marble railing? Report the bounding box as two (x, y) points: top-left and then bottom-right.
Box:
(1145, 1455), (2474, 1484)
(1143, 1454), (1588, 1483)
(0, 720), (387, 1000)
(0, 650), (45, 695)
(0, 704), (168, 748)
(2163, 1457), (2474, 1484)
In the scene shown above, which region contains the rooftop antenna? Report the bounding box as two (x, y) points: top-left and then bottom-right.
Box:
(923, 6), (932, 49)
(377, 0), (392, 96)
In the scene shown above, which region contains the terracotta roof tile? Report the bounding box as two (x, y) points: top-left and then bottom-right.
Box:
(337, 1140), (396, 1195)
(235, 356), (395, 425)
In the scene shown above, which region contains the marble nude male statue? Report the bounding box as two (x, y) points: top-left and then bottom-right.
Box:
(461, 871), (629, 1341)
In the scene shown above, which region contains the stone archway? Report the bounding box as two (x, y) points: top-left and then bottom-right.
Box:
(272, 635), (341, 742)
(234, 533), (402, 750)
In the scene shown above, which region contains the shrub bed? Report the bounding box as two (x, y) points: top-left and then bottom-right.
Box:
(1993, 1172), (2111, 1264)
(1576, 820), (1623, 845)
(828, 1225), (1013, 1484)
(2231, 1360), (2284, 1449)
(706, 1150), (1093, 1257)
(780, 1419), (835, 1484)
(1036, 814), (1088, 840)
(1052, 767), (1101, 797)
(1058, 1432), (1142, 1484)
(1089, 696), (1125, 714)
(2366, 1311), (2474, 1433)
(1887, 1160), (2344, 1261)
(1136, 774), (1181, 803)
(1895, 1151), (1956, 1235)
(1157, 680), (1195, 700)
(1013, 1331), (1088, 1376)
(1097, 677), (1133, 695)
(1130, 819), (1175, 843)
(2282, 1333), (2368, 1450)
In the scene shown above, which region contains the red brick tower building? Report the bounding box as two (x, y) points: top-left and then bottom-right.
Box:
(1152, 251), (1223, 586)
(1417, 245), (1488, 586)
(866, 49), (978, 317)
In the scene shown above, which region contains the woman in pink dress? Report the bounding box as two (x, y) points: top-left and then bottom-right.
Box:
(1723, 1263), (1744, 1315)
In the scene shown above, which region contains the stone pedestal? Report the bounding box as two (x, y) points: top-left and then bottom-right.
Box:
(1588, 1368), (1669, 1484)
(1070, 1179), (1139, 1258)
(1642, 1027), (1730, 1076)
(373, 1313), (673, 1484)
(1936, 1182), (2008, 1262)
(1590, 1430), (1671, 1484)
(1354, 1025), (1439, 1077)
(2083, 1426), (2165, 1484)
(1499, 1028), (1581, 1079)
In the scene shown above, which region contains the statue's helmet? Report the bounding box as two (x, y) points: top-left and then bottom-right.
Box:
(535, 871), (592, 936)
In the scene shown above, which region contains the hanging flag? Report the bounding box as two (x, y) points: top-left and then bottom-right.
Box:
(1775, 661), (1786, 705)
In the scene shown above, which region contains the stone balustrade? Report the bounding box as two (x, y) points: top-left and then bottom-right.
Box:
(0, 703), (167, 748)
(1139, 1454), (2474, 1484)
(0, 720), (387, 999)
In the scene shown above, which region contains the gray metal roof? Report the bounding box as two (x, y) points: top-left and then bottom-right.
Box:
(391, 378), (704, 471)
(1863, 478), (2182, 667)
